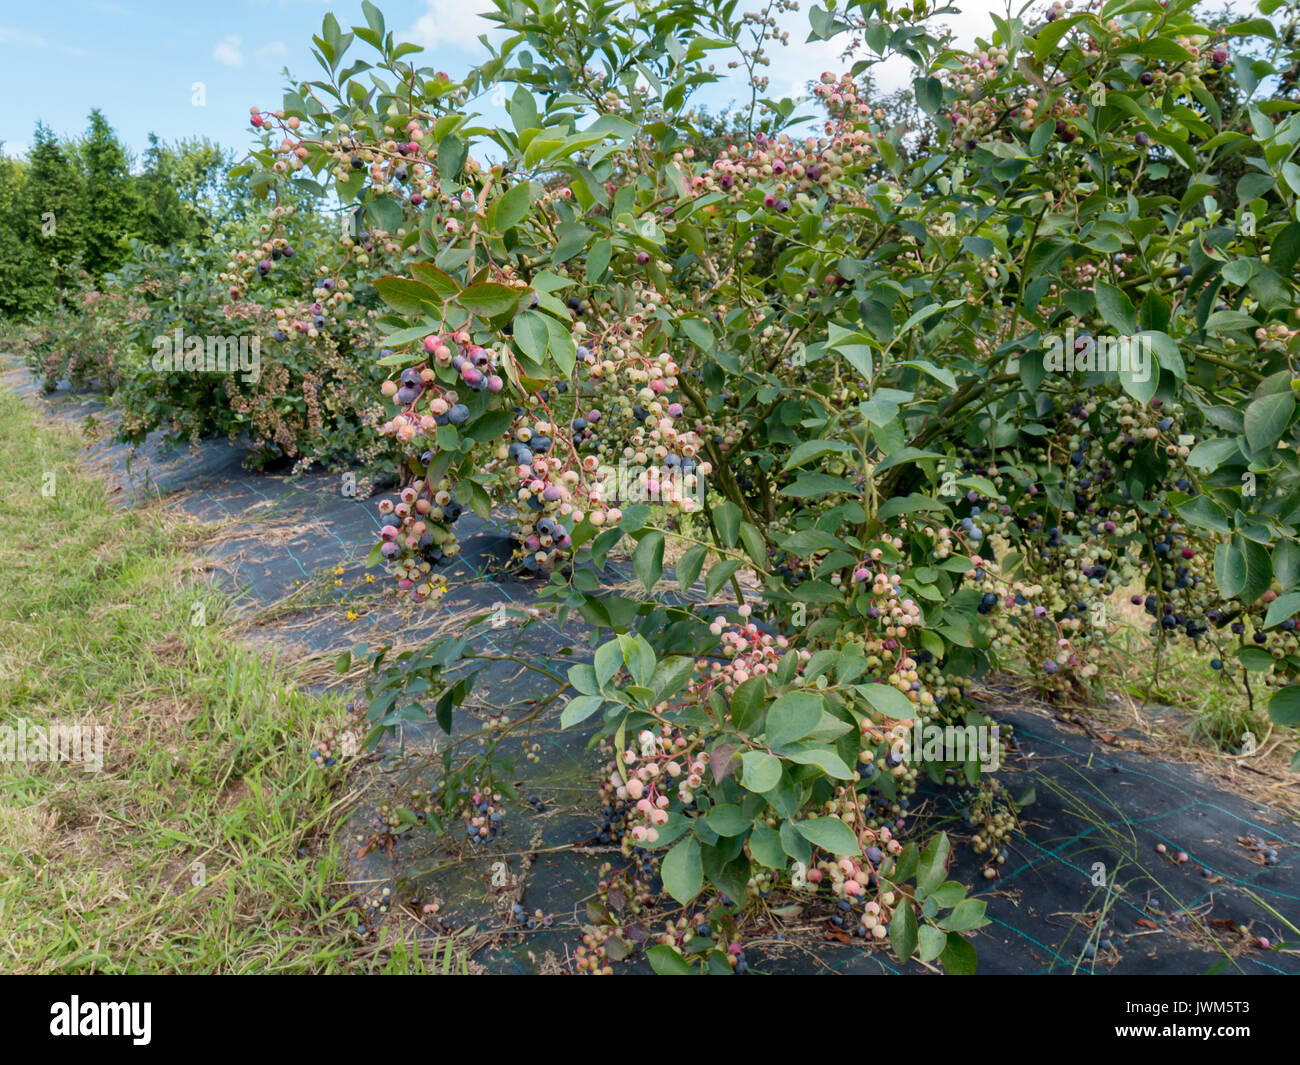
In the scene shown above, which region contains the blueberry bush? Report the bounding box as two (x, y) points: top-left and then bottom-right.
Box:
(34, 0), (1300, 972)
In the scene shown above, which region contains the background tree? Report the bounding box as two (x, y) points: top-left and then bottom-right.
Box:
(77, 109), (139, 277)
(0, 151), (38, 317)
(18, 123), (86, 309)
(135, 135), (234, 247)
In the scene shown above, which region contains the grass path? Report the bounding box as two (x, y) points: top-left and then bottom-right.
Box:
(0, 389), (448, 973)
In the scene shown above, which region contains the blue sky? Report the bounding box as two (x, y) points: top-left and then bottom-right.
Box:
(0, 0), (1050, 164)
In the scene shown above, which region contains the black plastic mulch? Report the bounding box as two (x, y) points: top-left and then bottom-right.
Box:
(8, 362), (1298, 975)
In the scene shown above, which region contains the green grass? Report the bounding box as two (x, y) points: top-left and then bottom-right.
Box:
(0, 389), (458, 973)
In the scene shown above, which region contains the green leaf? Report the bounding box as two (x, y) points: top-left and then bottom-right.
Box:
(782, 439), (853, 471)
(545, 314), (576, 376)
(706, 804), (751, 837)
(586, 239), (612, 282)
(1273, 539), (1300, 591)
(704, 559), (742, 597)
(374, 276), (442, 317)
(739, 523), (766, 568)
(940, 932), (977, 974)
(856, 683), (916, 720)
(917, 832), (951, 898)
(913, 76), (943, 115)
(633, 530), (665, 591)
(1215, 542), (1247, 599)
(765, 691), (823, 748)
(918, 924), (947, 962)
(410, 263), (460, 299)
(890, 903), (918, 961)
(650, 656), (695, 702)
(1269, 686), (1300, 726)
(1264, 591), (1300, 629)
(1244, 392), (1295, 454)
(458, 283), (520, 319)
(488, 181), (532, 231)
(646, 944), (693, 974)
(714, 501), (741, 547)
(512, 310), (550, 362)
(749, 823), (785, 867)
(662, 836), (703, 904)
(780, 474), (858, 498)
(568, 663), (599, 695)
(595, 638), (623, 689)
(730, 676), (768, 731)
(1238, 646), (1275, 671)
(438, 133), (466, 180)
(1095, 281), (1137, 334)
(740, 751), (782, 793)
(1119, 359), (1157, 404)
(1186, 438), (1243, 470)
(795, 816), (861, 856)
(780, 742), (855, 779)
(671, 317), (713, 355)
(676, 545), (707, 591)
(559, 694), (603, 729)
(1234, 535), (1273, 604)
(1270, 222), (1300, 276)
(1175, 496), (1230, 534)
(1033, 14), (1085, 61)
(941, 898), (989, 931)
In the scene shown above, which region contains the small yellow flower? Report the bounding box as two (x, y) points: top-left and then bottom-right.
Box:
(365, 574), (374, 583)
(346, 610), (358, 621)
(334, 579), (343, 587)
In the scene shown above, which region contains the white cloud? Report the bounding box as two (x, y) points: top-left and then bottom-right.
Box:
(256, 40), (288, 62)
(403, 0), (499, 54)
(0, 26), (88, 56)
(213, 34), (243, 68)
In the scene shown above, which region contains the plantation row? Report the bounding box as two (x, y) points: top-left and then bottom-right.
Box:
(6, 0), (1300, 972)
